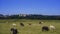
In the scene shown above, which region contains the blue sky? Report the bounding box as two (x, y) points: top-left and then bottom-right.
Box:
(0, 0), (60, 15)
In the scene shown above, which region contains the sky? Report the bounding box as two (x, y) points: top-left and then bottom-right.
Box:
(0, 0), (60, 15)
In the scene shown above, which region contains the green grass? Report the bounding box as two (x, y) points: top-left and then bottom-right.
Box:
(0, 19), (60, 34)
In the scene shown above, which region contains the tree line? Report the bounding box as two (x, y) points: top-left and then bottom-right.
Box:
(0, 14), (60, 20)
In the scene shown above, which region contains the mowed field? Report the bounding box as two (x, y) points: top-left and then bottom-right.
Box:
(0, 19), (60, 34)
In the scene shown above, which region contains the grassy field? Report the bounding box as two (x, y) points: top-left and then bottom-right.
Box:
(0, 19), (60, 34)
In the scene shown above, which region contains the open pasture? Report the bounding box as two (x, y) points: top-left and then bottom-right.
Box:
(0, 19), (60, 34)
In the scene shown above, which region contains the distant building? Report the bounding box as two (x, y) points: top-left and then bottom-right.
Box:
(19, 14), (27, 17)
